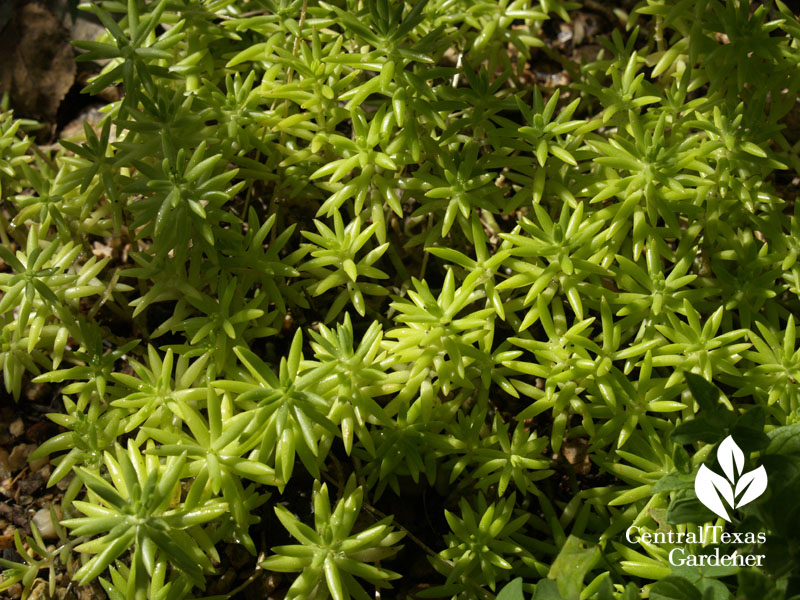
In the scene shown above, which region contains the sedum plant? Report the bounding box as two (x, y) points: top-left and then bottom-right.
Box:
(61, 443), (228, 594)
(260, 475), (405, 600)
(423, 492), (536, 596)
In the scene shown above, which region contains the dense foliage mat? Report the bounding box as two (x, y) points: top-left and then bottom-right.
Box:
(1, 0), (800, 598)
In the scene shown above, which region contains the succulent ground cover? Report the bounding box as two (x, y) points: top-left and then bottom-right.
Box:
(1, 0), (800, 598)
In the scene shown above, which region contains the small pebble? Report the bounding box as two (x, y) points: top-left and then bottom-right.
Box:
(29, 457), (49, 472)
(8, 418), (24, 438)
(32, 508), (58, 539)
(37, 464), (51, 481)
(56, 474), (74, 491)
(7, 444), (35, 472)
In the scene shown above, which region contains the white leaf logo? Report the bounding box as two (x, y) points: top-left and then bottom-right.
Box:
(694, 436), (767, 522)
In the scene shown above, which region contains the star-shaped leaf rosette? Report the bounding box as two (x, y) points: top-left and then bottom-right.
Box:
(695, 436), (768, 522)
